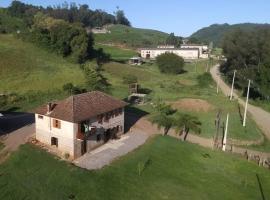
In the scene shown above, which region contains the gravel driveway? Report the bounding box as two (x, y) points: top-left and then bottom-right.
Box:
(73, 130), (149, 170)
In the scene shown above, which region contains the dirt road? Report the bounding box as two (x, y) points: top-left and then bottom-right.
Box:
(210, 64), (270, 140)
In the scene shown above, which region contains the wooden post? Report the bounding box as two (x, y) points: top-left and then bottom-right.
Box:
(243, 80), (251, 127)
(230, 70), (236, 100)
(217, 76), (220, 94)
(222, 113), (229, 151)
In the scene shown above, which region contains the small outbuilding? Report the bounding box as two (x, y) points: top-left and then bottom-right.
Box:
(129, 57), (143, 65)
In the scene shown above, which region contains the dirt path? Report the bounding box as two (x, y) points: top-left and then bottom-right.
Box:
(210, 64), (270, 140)
(1, 124), (35, 152)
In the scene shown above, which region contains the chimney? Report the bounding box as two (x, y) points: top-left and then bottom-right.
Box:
(47, 102), (52, 114)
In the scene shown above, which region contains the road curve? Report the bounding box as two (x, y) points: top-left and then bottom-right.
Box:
(210, 64), (270, 140)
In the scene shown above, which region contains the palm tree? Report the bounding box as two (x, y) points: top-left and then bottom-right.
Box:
(150, 113), (173, 135)
(173, 113), (201, 141)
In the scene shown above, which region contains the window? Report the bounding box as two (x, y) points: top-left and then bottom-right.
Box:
(97, 134), (101, 142)
(38, 115), (43, 119)
(53, 119), (61, 129)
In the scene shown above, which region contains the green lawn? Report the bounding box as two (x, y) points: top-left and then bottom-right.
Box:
(95, 43), (137, 61)
(102, 61), (263, 141)
(0, 34), (85, 111)
(0, 136), (269, 200)
(94, 24), (168, 48)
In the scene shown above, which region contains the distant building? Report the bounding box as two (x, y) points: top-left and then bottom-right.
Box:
(180, 44), (209, 59)
(140, 47), (200, 60)
(87, 27), (111, 34)
(129, 57), (143, 65)
(34, 91), (127, 159)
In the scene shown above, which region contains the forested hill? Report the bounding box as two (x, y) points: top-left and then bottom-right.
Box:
(190, 23), (270, 47)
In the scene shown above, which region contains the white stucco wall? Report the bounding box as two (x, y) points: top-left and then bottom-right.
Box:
(35, 108), (125, 158)
(35, 114), (77, 157)
(141, 49), (199, 59)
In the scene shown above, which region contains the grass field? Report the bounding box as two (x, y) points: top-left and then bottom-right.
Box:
(94, 24), (169, 48)
(0, 34), (264, 142)
(0, 136), (269, 200)
(0, 34), (85, 110)
(102, 61), (263, 141)
(95, 43), (137, 61)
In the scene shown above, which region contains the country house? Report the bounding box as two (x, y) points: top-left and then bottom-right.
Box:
(34, 91), (127, 159)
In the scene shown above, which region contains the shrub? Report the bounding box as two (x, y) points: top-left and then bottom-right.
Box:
(122, 74), (138, 84)
(197, 72), (213, 87)
(156, 53), (184, 74)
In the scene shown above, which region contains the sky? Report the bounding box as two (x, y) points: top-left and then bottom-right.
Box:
(0, 0), (270, 37)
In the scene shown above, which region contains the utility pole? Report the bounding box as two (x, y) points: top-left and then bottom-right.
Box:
(217, 76), (220, 94)
(243, 80), (251, 127)
(222, 113), (229, 151)
(230, 70), (236, 100)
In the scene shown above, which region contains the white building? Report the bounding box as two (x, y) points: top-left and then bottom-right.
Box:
(140, 47), (200, 60)
(180, 44), (209, 59)
(34, 91), (127, 159)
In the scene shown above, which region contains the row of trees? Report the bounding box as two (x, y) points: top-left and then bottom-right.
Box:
(151, 101), (201, 140)
(222, 28), (270, 99)
(21, 13), (94, 63)
(7, 1), (130, 28)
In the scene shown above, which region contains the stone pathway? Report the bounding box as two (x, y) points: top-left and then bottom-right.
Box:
(73, 130), (149, 170)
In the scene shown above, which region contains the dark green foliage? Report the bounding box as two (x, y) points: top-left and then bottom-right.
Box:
(27, 13), (94, 63)
(83, 64), (110, 92)
(156, 53), (184, 74)
(197, 72), (213, 87)
(190, 23), (270, 47)
(122, 74), (138, 84)
(222, 28), (270, 99)
(6, 1), (129, 28)
(115, 10), (131, 26)
(62, 83), (85, 95)
(165, 33), (182, 47)
(173, 112), (201, 140)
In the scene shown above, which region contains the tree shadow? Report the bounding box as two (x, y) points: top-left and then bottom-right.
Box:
(124, 106), (149, 133)
(256, 173), (266, 200)
(0, 111), (34, 136)
(237, 104), (244, 124)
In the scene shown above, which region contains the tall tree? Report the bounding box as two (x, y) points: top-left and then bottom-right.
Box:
(83, 65), (110, 92)
(173, 113), (201, 141)
(115, 9), (131, 26)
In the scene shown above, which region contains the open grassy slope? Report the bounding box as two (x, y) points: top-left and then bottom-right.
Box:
(102, 61), (263, 141)
(0, 136), (269, 200)
(0, 34), (85, 110)
(95, 43), (138, 61)
(94, 24), (169, 48)
(0, 34), (84, 93)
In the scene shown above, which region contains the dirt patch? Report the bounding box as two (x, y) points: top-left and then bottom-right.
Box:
(170, 98), (214, 112)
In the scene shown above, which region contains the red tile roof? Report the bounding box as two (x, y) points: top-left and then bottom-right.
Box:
(34, 91), (128, 123)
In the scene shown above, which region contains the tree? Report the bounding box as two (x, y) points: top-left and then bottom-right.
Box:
(156, 53), (184, 74)
(151, 101), (176, 135)
(83, 65), (110, 92)
(166, 33), (182, 47)
(122, 74), (138, 84)
(115, 9), (131, 26)
(151, 113), (174, 135)
(173, 113), (201, 141)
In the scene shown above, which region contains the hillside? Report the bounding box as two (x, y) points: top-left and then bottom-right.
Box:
(94, 24), (169, 48)
(1, 136), (270, 199)
(0, 34), (84, 110)
(190, 23), (270, 47)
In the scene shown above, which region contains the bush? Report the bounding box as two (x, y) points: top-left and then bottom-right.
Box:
(122, 74), (138, 84)
(156, 53), (184, 74)
(197, 72), (213, 87)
